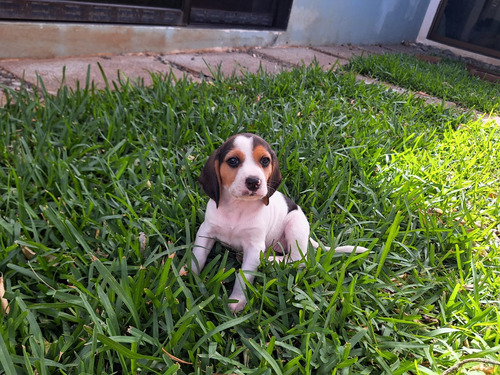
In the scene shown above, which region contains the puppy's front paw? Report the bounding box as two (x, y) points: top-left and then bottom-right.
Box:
(268, 255), (286, 262)
(228, 290), (247, 312)
(228, 299), (247, 313)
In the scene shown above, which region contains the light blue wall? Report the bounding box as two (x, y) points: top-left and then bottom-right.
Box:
(278, 0), (431, 46)
(0, 0), (432, 58)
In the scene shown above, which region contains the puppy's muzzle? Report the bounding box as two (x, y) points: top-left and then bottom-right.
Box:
(245, 176), (261, 192)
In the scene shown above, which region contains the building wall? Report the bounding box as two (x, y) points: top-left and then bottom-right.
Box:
(0, 0), (431, 59)
(279, 0), (431, 46)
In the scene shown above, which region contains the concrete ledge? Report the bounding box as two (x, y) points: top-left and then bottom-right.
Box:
(0, 22), (282, 59)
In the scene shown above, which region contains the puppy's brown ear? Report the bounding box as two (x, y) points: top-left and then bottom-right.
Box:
(263, 151), (282, 205)
(199, 151), (222, 207)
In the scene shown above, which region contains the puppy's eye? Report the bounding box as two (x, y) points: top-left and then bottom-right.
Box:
(260, 157), (271, 167)
(226, 157), (240, 168)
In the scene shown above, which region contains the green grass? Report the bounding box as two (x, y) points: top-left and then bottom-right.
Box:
(0, 64), (499, 374)
(346, 53), (500, 115)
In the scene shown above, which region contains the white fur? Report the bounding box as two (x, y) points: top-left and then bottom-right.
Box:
(189, 134), (368, 312)
(228, 136), (269, 199)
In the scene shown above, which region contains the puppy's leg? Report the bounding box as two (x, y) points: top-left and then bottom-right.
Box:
(272, 210), (310, 263)
(190, 222), (216, 274)
(228, 245), (263, 312)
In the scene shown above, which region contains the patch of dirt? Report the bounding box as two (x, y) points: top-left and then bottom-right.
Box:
(416, 42), (500, 77)
(0, 67), (35, 105)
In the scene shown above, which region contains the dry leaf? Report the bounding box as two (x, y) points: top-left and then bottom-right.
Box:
(139, 232), (147, 253)
(428, 207), (444, 215)
(22, 246), (36, 260)
(471, 364), (496, 375)
(161, 347), (192, 364)
(179, 266), (188, 276)
(0, 273), (10, 314)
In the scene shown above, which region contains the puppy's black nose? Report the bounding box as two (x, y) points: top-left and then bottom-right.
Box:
(245, 176), (261, 191)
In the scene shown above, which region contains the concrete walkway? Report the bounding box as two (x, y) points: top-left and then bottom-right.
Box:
(0, 43), (498, 125)
(0, 44), (417, 100)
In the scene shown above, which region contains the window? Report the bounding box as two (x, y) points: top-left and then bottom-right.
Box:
(428, 0), (500, 59)
(0, 0), (292, 29)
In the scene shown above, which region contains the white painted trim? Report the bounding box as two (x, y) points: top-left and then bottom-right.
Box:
(417, 0), (441, 42)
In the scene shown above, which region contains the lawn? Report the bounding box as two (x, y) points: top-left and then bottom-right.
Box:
(0, 62), (499, 374)
(346, 53), (500, 115)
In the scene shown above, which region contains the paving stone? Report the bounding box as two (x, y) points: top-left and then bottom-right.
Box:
(313, 45), (368, 60)
(162, 52), (284, 77)
(355, 74), (458, 109)
(484, 114), (500, 126)
(1, 44), (498, 126)
(382, 44), (421, 55)
(255, 47), (345, 70)
(0, 54), (188, 94)
(357, 45), (388, 55)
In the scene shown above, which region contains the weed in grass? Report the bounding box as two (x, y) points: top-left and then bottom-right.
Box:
(0, 64), (499, 374)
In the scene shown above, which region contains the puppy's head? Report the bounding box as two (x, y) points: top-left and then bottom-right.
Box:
(199, 133), (282, 207)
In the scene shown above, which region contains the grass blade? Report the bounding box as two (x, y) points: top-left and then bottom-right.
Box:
(376, 211), (403, 278)
(0, 331), (16, 375)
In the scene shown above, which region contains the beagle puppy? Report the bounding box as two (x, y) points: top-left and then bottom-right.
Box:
(190, 133), (368, 312)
